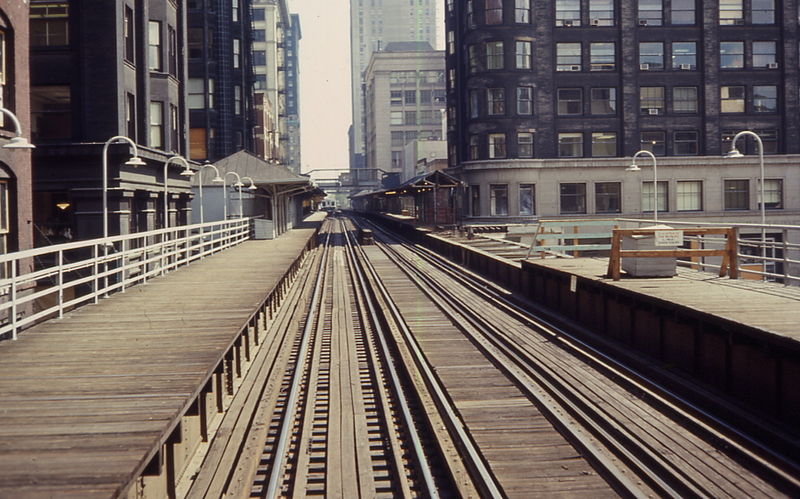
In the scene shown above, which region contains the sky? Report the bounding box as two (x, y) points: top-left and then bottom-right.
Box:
(290, 0), (444, 179)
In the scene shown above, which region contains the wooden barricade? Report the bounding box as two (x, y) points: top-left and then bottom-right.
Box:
(606, 227), (739, 281)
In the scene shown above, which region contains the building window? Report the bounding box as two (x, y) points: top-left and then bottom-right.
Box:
(207, 79), (215, 108)
(149, 101), (164, 149)
(405, 90), (416, 105)
(31, 86), (72, 140)
(232, 0), (239, 22)
(724, 179), (750, 210)
(516, 0), (532, 22)
(470, 184), (480, 215)
(673, 87), (698, 113)
(591, 132), (617, 157)
(558, 133), (583, 157)
(391, 131), (404, 147)
(390, 111), (403, 125)
(190, 128), (206, 160)
(672, 42), (697, 69)
(490, 184), (509, 215)
(233, 38), (241, 69)
(762, 179), (783, 209)
(448, 31), (455, 54)
(516, 40), (532, 69)
(591, 88), (617, 115)
(124, 6), (135, 63)
(557, 88), (583, 115)
(720, 41), (744, 68)
(168, 26), (178, 76)
(589, 0), (615, 25)
(721, 85), (745, 113)
(188, 28), (203, 59)
(148, 21), (163, 71)
(671, 0), (695, 24)
(420, 90), (432, 104)
(556, 43), (582, 71)
(486, 0), (504, 24)
(677, 180), (702, 211)
(391, 90), (403, 106)
(487, 88), (506, 115)
(404, 111), (417, 125)
(469, 135), (480, 160)
(468, 45), (479, 73)
(639, 42), (664, 70)
(518, 132), (534, 158)
(753, 85), (777, 112)
(556, 0), (581, 25)
(30, 1), (70, 47)
(758, 129), (778, 153)
(252, 7), (265, 20)
(467, 0), (476, 28)
(519, 184), (535, 215)
(517, 86), (534, 115)
(486, 41), (504, 70)
(489, 133), (507, 158)
(560, 183), (587, 214)
(638, 0), (663, 25)
(170, 104), (179, 152)
(640, 131), (666, 155)
(673, 130), (699, 155)
(752, 0), (775, 23)
(753, 41), (776, 68)
(469, 90), (480, 118)
(590, 42), (615, 71)
(642, 181), (668, 212)
(234, 85), (242, 115)
(640, 87), (665, 115)
(188, 78), (205, 109)
(126, 93), (136, 140)
(719, 0), (743, 24)
(723, 129), (778, 154)
(595, 182), (621, 213)
(253, 50), (267, 66)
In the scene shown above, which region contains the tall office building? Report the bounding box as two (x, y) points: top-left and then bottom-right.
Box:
(187, 0), (253, 162)
(349, 0), (437, 169)
(443, 0), (798, 233)
(284, 13), (302, 173)
(30, 0), (194, 242)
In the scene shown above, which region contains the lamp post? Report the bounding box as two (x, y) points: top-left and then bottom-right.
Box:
(627, 150), (659, 223)
(0, 107), (35, 149)
(192, 161), (223, 225)
(102, 136), (146, 240)
(163, 155), (194, 229)
(223, 171), (244, 219)
(240, 176), (258, 219)
(725, 130), (767, 278)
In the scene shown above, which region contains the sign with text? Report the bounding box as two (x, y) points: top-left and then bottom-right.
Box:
(654, 230), (683, 247)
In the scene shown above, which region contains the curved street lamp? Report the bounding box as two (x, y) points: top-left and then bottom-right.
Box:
(102, 136), (145, 240)
(0, 107), (35, 149)
(627, 150), (659, 223)
(725, 130), (767, 279)
(223, 171), (244, 219)
(163, 155), (194, 229)
(193, 161), (223, 225)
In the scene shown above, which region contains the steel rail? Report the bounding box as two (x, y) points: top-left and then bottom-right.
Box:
(339, 218), (442, 498)
(265, 224), (333, 499)
(343, 220), (505, 498)
(361, 216), (800, 496)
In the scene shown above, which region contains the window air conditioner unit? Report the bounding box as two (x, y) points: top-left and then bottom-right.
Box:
(563, 19), (573, 26)
(640, 63), (650, 70)
(648, 108), (660, 115)
(679, 63), (692, 70)
(639, 19), (648, 26)
(569, 65), (581, 71)
(590, 19), (601, 26)
(767, 62), (779, 69)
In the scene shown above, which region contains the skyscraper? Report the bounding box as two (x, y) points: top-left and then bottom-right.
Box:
(349, 0), (437, 170)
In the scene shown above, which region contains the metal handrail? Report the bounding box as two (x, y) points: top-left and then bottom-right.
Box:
(0, 218), (252, 340)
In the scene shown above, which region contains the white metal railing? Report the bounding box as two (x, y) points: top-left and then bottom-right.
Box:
(617, 218), (800, 285)
(0, 218), (252, 340)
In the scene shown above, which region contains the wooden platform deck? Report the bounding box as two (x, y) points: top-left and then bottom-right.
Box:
(0, 213), (325, 498)
(526, 257), (800, 343)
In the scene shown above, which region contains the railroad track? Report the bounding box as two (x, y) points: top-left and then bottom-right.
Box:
(354, 214), (800, 498)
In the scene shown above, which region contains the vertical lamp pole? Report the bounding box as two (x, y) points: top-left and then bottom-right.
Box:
(223, 171), (244, 219)
(192, 162), (224, 225)
(627, 150), (659, 223)
(102, 136), (146, 240)
(726, 130), (766, 279)
(163, 155), (194, 230)
(240, 176), (258, 218)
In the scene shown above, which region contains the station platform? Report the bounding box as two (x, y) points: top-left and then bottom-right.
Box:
(0, 212), (325, 498)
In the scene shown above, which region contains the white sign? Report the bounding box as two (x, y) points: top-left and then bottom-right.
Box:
(654, 230), (683, 247)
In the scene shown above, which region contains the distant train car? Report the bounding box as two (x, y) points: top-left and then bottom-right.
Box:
(320, 199), (337, 212)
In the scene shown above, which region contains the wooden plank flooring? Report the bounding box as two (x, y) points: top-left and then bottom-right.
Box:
(528, 258), (800, 342)
(0, 215), (324, 497)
